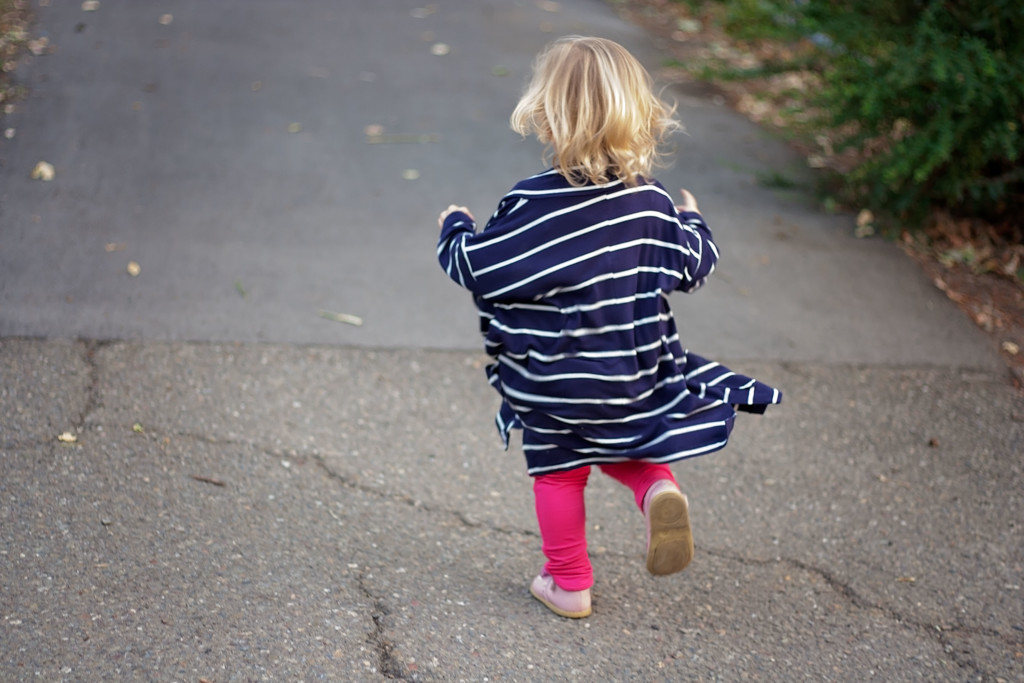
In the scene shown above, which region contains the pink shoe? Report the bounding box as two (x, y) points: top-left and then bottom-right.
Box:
(643, 480), (694, 576)
(529, 572), (592, 618)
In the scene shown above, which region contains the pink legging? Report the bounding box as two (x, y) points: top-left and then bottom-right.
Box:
(533, 461), (677, 591)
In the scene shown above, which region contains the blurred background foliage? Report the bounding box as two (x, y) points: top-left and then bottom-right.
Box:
(683, 0), (1023, 243)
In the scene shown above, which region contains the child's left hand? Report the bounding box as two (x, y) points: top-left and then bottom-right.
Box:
(438, 204), (473, 229)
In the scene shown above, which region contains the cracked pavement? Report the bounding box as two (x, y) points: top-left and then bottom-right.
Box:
(2, 340), (1021, 680)
(1, 0), (1023, 680)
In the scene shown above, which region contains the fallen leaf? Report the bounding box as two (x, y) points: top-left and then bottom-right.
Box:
(127, 261), (141, 276)
(430, 43), (450, 56)
(318, 309), (363, 326)
(402, 168), (421, 180)
(31, 161), (55, 181)
(105, 242), (126, 252)
(1003, 341), (1020, 355)
(363, 124), (384, 137)
(191, 475), (226, 488)
(27, 37), (49, 55)
(132, 423), (144, 433)
(235, 280), (247, 298)
(158, 13), (173, 25)
(251, 80), (262, 91)
(854, 209), (875, 238)
(896, 576), (916, 583)
(366, 133), (438, 144)
(492, 65), (509, 77)
(676, 18), (702, 33)
(287, 122), (302, 133)
(57, 432), (78, 443)
(4, 128), (14, 139)
(81, 0), (99, 10)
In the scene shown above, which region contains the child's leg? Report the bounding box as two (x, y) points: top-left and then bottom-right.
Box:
(599, 461), (677, 510)
(532, 466), (593, 591)
(601, 460), (692, 576)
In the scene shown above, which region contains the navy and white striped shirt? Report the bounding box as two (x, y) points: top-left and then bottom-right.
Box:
(438, 169), (781, 475)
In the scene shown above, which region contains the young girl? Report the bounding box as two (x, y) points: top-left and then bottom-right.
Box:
(436, 36), (781, 619)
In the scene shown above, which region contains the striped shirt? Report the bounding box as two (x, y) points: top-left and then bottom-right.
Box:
(438, 169), (781, 475)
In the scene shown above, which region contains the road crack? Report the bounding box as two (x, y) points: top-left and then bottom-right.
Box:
(701, 547), (1019, 679)
(355, 572), (410, 680)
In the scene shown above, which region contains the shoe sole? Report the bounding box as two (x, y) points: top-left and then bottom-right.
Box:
(529, 584), (592, 619)
(646, 490), (693, 576)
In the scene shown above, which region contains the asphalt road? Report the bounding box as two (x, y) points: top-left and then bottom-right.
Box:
(0, 0), (1003, 367)
(1, 1), (1021, 681)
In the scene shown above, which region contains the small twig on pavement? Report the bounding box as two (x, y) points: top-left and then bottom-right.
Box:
(190, 475), (227, 487)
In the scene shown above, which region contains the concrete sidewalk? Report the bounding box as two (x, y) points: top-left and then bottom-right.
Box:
(1, 0), (1022, 680)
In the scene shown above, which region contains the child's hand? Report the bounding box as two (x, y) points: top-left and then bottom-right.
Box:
(676, 189), (700, 214)
(438, 204), (474, 229)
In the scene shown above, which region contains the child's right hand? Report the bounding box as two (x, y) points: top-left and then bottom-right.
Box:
(676, 188), (700, 214)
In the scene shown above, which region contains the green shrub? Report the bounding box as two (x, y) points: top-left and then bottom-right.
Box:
(705, 0), (1024, 231)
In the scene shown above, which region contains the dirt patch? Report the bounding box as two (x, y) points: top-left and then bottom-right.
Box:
(0, 0), (33, 109)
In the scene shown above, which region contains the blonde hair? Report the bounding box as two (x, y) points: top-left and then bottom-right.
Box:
(510, 36), (681, 187)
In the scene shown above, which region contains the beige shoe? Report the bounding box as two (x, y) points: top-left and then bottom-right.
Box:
(643, 480), (694, 576)
(529, 572), (592, 618)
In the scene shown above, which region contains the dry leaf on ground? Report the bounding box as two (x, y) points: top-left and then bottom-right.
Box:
(31, 161), (55, 181)
(318, 309), (363, 326)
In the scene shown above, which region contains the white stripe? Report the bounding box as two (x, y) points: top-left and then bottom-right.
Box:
(502, 335), (673, 364)
(706, 371), (736, 387)
(449, 240), (466, 287)
(524, 437), (727, 475)
(502, 373), (686, 407)
(507, 197), (529, 215)
(493, 290), (662, 315)
(498, 352), (673, 384)
(568, 420), (725, 455)
(488, 313), (670, 340)
(666, 399), (727, 420)
(537, 266), (685, 299)
(684, 362), (719, 379)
